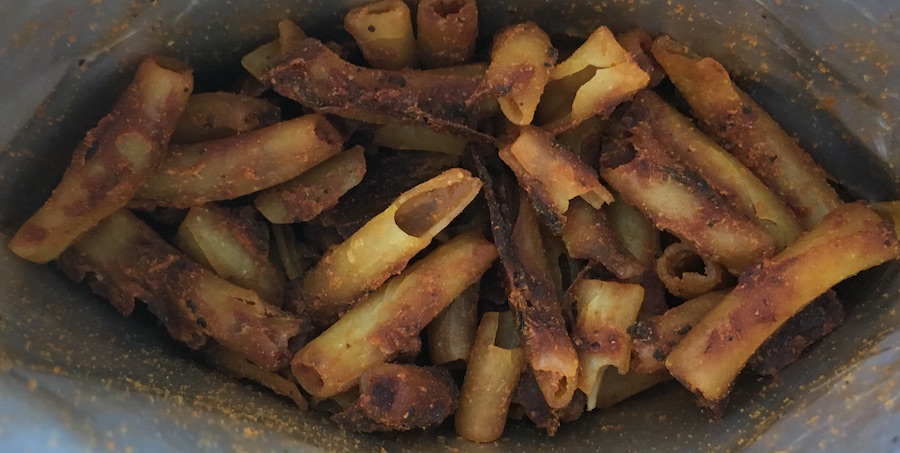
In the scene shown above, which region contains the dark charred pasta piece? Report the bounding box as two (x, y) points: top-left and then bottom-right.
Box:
(426, 284), (479, 367)
(344, 0), (419, 70)
(568, 279), (643, 410)
(204, 342), (308, 410)
(56, 209), (304, 371)
(263, 36), (496, 140)
(173, 204), (286, 307)
(254, 146), (367, 224)
(499, 126), (614, 233)
(332, 364), (458, 432)
(748, 290), (844, 376)
(483, 22), (557, 126)
(9, 56), (193, 263)
(292, 168), (483, 327)
(455, 311), (526, 442)
(655, 241), (726, 300)
(629, 290), (728, 374)
(416, 0), (479, 68)
(651, 35), (843, 230)
(666, 203), (899, 413)
(561, 198), (643, 280)
(291, 231), (498, 399)
(600, 125), (776, 274)
(134, 114), (345, 209)
(510, 370), (586, 436)
(626, 91), (802, 251)
(171, 92), (281, 144)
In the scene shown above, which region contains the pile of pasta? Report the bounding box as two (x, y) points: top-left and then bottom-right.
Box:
(10, 0), (900, 442)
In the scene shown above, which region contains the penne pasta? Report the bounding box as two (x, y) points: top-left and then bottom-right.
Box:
(292, 168), (482, 326)
(593, 368), (671, 409)
(426, 284), (479, 366)
(171, 91), (281, 144)
(254, 146), (366, 224)
(173, 204), (286, 306)
(569, 279), (644, 410)
(56, 209), (304, 371)
(666, 202), (899, 412)
(416, 0), (478, 68)
(291, 231), (498, 398)
(616, 28), (665, 88)
(9, 56), (193, 263)
(372, 122), (468, 156)
(535, 26), (649, 133)
(655, 241), (726, 300)
(651, 35), (843, 229)
(561, 198), (643, 280)
(344, 0), (419, 70)
(456, 311), (526, 443)
(499, 125), (614, 233)
(134, 114), (344, 209)
(483, 22), (557, 126)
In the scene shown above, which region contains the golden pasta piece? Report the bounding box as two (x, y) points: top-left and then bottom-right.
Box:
(171, 92), (281, 144)
(655, 241), (726, 300)
(666, 202), (899, 412)
(569, 279), (644, 410)
(561, 198), (643, 280)
(9, 56), (193, 263)
(134, 114), (344, 209)
(264, 36), (495, 140)
(626, 90), (802, 250)
(499, 125), (614, 233)
(270, 224), (317, 281)
(426, 284), (479, 366)
(293, 168), (483, 326)
(593, 368), (671, 409)
(616, 28), (665, 88)
(174, 204), (286, 307)
(291, 231), (498, 398)
(535, 26), (649, 133)
(241, 40), (282, 79)
(651, 35), (843, 229)
(600, 127), (776, 274)
(277, 19), (307, 54)
(372, 122), (468, 156)
(204, 343), (308, 410)
(456, 311), (526, 443)
(483, 22), (557, 126)
(416, 0), (478, 68)
(254, 146), (366, 224)
(555, 116), (604, 168)
(344, 0), (419, 70)
(57, 209), (304, 371)
(629, 290), (728, 374)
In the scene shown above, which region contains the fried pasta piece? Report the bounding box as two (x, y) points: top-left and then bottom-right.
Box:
(455, 311), (526, 442)
(292, 168), (483, 326)
(561, 198), (643, 280)
(651, 35), (843, 229)
(135, 114), (344, 209)
(333, 364), (458, 432)
(254, 146), (366, 224)
(426, 284), (479, 367)
(264, 37), (495, 139)
(203, 343), (308, 410)
(291, 231), (498, 398)
(173, 204), (286, 306)
(666, 202), (899, 412)
(345, 0), (419, 70)
(416, 0), (478, 68)
(499, 126), (614, 233)
(600, 126), (776, 274)
(57, 209), (303, 371)
(483, 22), (557, 126)
(569, 279), (644, 410)
(10, 56), (193, 263)
(616, 28), (665, 88)
(535, 26), (649, 133)
(655, 241), (726, 300)
(372, 122), (468, 156)
(171, 92), (281, 144)
(593, 368), (671, 409)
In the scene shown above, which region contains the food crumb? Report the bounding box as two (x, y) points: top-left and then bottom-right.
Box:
(27, 379), (37, 391)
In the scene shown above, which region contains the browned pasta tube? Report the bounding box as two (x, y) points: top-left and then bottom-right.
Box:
(561, 198), (643, 280)
(291, 231), (498, 398)
(135, 114), (344, 209)
(426, 284), (479, 366)
(483, 22), (557, 126)
(655, 241), (725, 300)
(666, 203), (899, 412)
(293, 168), (483, 326)
(204, 343), (308, 410)
(651, 35), (843, 229)
(9, 56), (193, 263)
(600, 127), (776, 274)
(593, 368), (671, 409)
(416, 0), (478, 68)
(500, 126), (614, 233)
(171, 92), (281, 144)
(456, 311), (526, 443)
(627, 90), (802, 250)
(345, 0), (419, 70)
(254, 146), (367, 224)
(372, 122), (468, 156)
(57, 209), (304, 371)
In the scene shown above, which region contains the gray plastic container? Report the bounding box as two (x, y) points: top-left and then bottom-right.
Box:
(2, 1), (900, 451)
